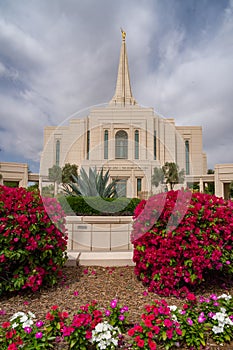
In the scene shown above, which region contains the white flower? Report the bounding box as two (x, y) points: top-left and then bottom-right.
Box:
(10, 312), (26, 321)
(212, 325), (224, 334)
(169, 305), (178, 311)
(217, 294), (232, 301)
(28, 311), (35, 319)
(213, 312), (226, 323)
(12, 322), (19, 329)
(91, 321), (120, 349)
(10, 311), (35, 329)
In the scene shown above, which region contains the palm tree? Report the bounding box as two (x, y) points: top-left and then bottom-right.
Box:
(62, 163), (78, 183)
(48, 165), (62, 196)
(162, 162), (185, 190)
(151, 167), (164, 188)
(63, 167), (118, 198)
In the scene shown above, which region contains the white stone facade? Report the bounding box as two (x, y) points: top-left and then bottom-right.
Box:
(40, 32), (207, 198)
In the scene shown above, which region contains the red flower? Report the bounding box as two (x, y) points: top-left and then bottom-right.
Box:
(7, 344), (18, 350)
(46, 312), (55, 321)
(187, 293), (196, 302)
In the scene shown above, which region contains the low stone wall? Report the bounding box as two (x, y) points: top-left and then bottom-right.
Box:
(66, 216), (133, 252)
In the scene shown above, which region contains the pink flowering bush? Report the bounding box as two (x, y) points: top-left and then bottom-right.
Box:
(131, 190), (233, 296)
(0, 185), (68, 295)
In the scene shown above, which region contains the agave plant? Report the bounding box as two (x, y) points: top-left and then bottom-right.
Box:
(62, 167), (118, 198)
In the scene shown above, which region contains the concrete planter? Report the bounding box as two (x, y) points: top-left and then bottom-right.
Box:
(66, 216), (133, 252)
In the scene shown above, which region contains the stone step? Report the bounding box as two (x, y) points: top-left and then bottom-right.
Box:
(65, 251), (134, 267)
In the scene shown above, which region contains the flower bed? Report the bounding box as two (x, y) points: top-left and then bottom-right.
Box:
(1, 293), (233, 349)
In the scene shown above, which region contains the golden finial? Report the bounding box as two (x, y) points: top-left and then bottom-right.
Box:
(121, 28), (126, 40)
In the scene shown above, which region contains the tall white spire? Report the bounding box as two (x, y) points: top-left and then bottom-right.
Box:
(109, 29), (137, 106)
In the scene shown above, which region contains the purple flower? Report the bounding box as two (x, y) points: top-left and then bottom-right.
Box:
(226, 260), (231, 265)
(105, 309), (111, 316)
(110, 299), (118, 309)
(208, 312), (215, 318)
(187, 318), (193, 326)
(0, 309), (6, 315)
(35, 332), (43, 339)
(24, 327), (32, 334)
(36, 320), (44, 328)
(213, 302), (219, 307)
(122, 306), (129, 312)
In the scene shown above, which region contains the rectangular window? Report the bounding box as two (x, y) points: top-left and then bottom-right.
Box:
(87, 130), (90, 160)
(154, 130), (157, 160)
(185, 140), (190, 175)
(104, 130), (108, 159)
(55, 140), (60, 166)
(137, 178), (142, 197)
(135, 130), (139, 159)
(116, 179), (127, 197)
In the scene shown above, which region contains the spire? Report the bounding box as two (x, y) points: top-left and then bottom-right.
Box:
(109, 29), (137, 106)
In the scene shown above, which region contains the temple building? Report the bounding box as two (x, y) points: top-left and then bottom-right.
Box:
(40, 31), (214, 198)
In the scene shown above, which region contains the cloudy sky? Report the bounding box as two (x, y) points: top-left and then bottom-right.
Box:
(0, 0), (232, 173)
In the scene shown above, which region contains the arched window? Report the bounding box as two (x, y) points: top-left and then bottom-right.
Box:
(55, 140), (60, 166)
(115, 130), (128, 159)
(135, 130), (139, 159)
(185, 140), (190, 175)
(104, 130), (108, 159)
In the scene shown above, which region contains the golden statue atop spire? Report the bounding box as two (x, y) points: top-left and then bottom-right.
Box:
(121, 28), (126, 40)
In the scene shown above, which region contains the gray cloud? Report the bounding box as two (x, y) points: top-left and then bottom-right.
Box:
(0, 0), (232, 172)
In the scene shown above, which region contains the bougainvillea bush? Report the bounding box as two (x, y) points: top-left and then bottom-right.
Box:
(0, 185), (67, 295)
(131, 190), (233, 296)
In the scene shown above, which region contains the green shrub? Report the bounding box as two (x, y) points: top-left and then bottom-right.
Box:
(58, 196), (141, 216)
(0, 185), (68, 295)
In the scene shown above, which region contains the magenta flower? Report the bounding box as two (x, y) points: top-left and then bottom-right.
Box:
(73, 291), (79, 296)
(187, 318), (193, 325)
(210, 294), (218, 301)
(119, 315), (125, 321)
(24, 326), (32, 334)
(105, 309), (111, 316)
(35, 332), (43, 339)
(198, 312), (206, 323)
(110, 299), (118, 308)
(36, 320), (44, 328)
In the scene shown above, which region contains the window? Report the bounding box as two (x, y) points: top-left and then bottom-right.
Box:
(185, 140), (190, 175)
(55, 140), (60, 166)
(154, 130), (157, 160)
(135, 130), (139, 159)
(137, 178), (142, 197)
(115, 130), (128, 159)
(87, 130), (90, 160)
(116, 179), (127, 197)
(104, 130), (108, 159)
